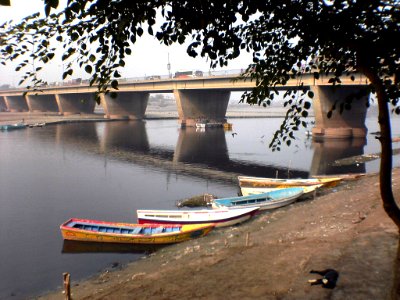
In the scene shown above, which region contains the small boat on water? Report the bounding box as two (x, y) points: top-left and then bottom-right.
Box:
(60, 218), (214, 245)
(240, 184), (322, 197)
(0, 123), (26, 131)
(211, 187), (304, 211)
(28, 122), (46, 128)
(238, 176), (341, 188)
(137, 207), (260, 228)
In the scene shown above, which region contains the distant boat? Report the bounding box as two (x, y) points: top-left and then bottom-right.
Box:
(238, 176), (341, 188)
(241, 184), (322, 197)
(28, 122), (46, 128)
(211, 187), (304, 211)
(60, 218), (214, 245)
(137, 207), (259, 228)
(195, 121), (223, 128)
(0, 123), (26, 131)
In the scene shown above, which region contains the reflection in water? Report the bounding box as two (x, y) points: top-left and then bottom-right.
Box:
(310, 138), (367, 175)
(98, 121), (150, 153)
(173, 127), (229, 164)
(62, 240), (164, 254)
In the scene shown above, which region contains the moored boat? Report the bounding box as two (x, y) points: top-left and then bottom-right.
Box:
(60, 218), (214, 244)
(137, 207), (260, 228)
(240, 184), (322, 197)
(238, 176), (341, 188)
(211, 187), (304, 210)
(0, 123), (27, 131)
(311, 173), (366, 181)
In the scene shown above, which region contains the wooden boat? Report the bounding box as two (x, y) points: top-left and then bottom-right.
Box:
(60, 218), (214, 244)
(240, 184), (322, 197)
(311, 173), (366, 181)
(137, 207), (259, 228)
(238, 176), (341, 188)
(0, 123), (26, 131)
(211, 187), (304, 211)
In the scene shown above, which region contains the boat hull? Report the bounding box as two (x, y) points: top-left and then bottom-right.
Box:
(241, 185), (322, 197)
(0, 123), (26, 131)
(212, 188), (304, 211)
(137, 207), (259, 228)
(238, 176), (341, 188)
(60, 218), (214, 244)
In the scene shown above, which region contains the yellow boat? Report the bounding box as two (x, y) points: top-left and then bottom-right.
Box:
(240, 184), (322, 197)
(238, 176), (342, 188)
(60, 218), (214, 245)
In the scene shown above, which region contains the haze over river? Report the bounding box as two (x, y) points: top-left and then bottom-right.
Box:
(0, 115), (399, 299)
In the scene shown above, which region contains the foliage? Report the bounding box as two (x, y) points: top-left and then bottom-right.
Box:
(0, 0), (10, 6)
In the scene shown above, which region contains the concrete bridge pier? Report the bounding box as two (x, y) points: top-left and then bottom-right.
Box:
(26, 95), (59, 112)
(0, 96), (7, 111)
(4, 95), (29, 112)
(173, 89), (231, 127)
(100, 92), (149, 119)
(55, 93), (96, 115)
(311, 85), (369, 138)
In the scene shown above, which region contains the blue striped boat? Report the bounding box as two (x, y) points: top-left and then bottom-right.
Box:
(211, 187), (304, 211)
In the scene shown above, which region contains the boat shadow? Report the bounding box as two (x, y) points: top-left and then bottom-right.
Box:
(62, 240), (167, 254)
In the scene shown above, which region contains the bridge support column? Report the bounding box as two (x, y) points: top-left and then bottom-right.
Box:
(4, 95), (29, 112)
(173, 89), (231, 127)
(55, 93), (96, 115)
(26, 95), (59, 112)
(100, 92), (149, 119)
(0, 96), (7, 111)
(311, 86), (369, 139)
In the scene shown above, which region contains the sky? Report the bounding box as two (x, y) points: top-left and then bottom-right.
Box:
(0, 0), (252, 86)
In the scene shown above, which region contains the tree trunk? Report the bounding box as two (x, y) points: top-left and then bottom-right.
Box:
(367, 69), (400, 298)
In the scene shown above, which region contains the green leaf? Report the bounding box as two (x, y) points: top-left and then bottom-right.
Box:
(85, 65), (92, 74)
(111, 80), (118, 90)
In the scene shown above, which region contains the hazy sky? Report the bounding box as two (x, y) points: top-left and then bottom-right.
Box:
(0, 0), (252, 86)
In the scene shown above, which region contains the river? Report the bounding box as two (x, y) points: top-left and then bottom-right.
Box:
(0, 115), (399, 299)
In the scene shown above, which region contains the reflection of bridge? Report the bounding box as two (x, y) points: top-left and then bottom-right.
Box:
(41, 121), (366, 181)
(0, 72), (370, 139)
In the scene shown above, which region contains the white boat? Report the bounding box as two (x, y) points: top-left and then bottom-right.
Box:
(137, 207), (259, 228)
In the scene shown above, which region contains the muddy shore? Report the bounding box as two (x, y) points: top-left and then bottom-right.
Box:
(35, 169), (400, 300)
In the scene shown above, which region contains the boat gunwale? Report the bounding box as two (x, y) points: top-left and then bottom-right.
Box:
(137, 207), (260, 224)
(60, 218), (214, 237)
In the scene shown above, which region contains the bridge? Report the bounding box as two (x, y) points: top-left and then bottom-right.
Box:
(0, 72), (370, 139)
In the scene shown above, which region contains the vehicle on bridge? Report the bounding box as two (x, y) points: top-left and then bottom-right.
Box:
(174, 70), (203, 78)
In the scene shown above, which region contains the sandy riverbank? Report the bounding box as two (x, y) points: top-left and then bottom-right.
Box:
(37, 169), (400, 300)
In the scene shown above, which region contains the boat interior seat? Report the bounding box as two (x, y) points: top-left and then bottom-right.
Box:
(152, 227), (164, 234)
(131, 227), (142, 234)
